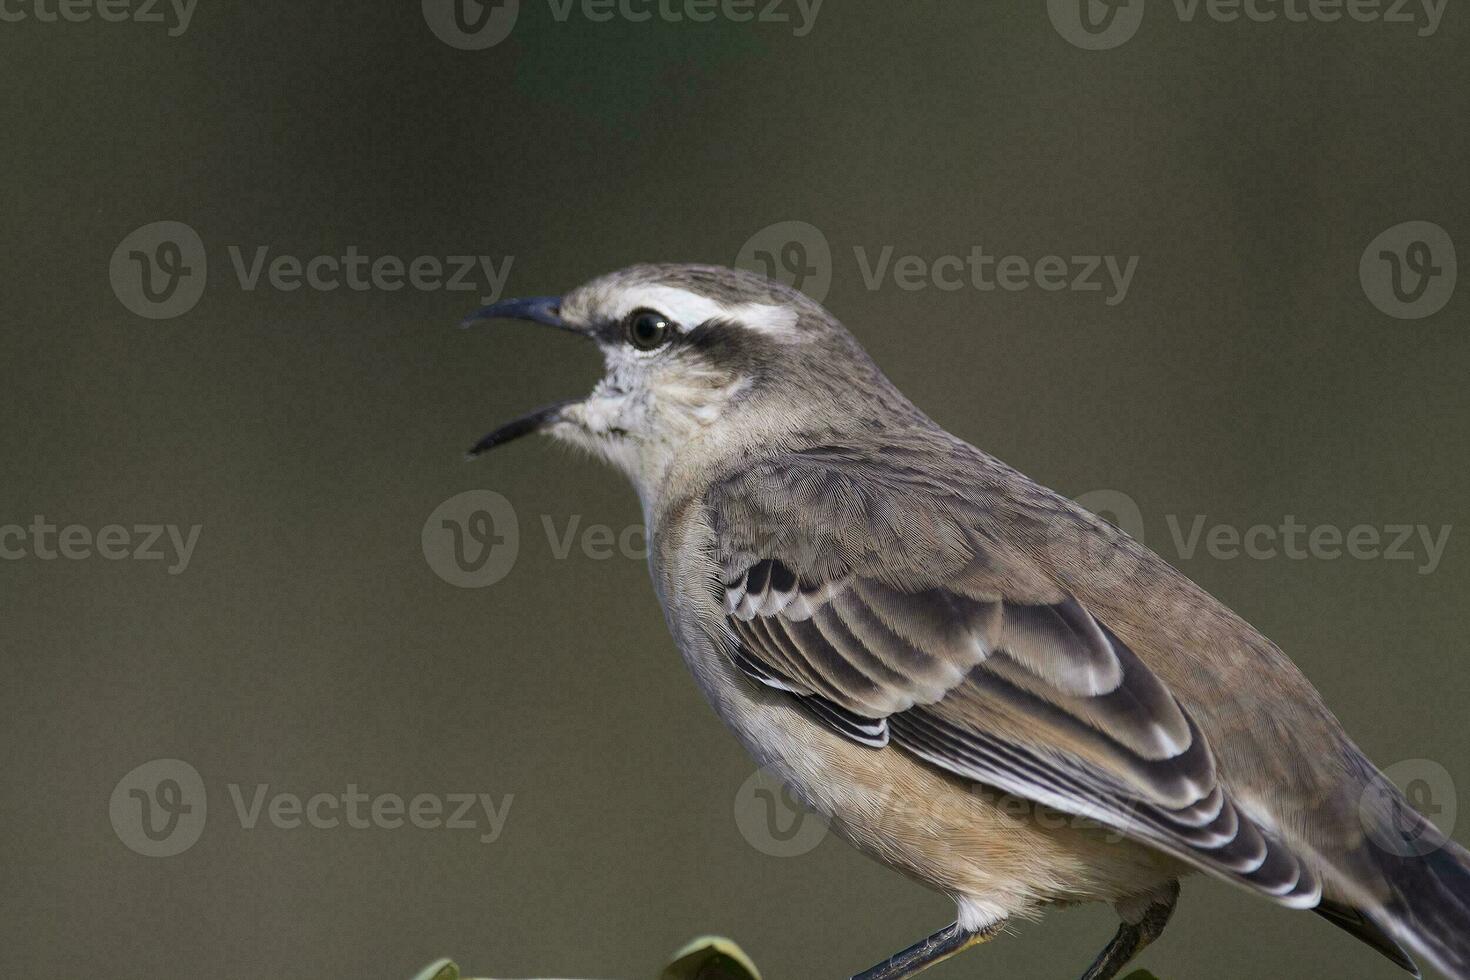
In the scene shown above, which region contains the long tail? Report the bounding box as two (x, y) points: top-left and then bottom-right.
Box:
(1350, 777), (1470, 979)
(1376, 835), (1470, 978)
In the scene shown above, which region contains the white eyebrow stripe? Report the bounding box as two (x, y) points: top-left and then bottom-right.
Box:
(731, 302), (800, 336)
(600, 285), (801, 339)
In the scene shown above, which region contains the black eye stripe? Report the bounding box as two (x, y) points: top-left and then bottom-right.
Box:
(680, 318), (765, 362)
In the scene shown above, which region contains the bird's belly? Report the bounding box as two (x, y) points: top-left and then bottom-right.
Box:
(674, 626), (1183, 916)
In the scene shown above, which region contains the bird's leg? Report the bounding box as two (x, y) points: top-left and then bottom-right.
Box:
(850, 920), (1004, 980)
(1078, 881), (1180, 980)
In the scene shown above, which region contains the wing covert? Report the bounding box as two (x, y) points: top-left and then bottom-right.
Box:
(719, 554), (1322, 908)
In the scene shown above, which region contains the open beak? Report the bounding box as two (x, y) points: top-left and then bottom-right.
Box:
(460, 295), (579, 333)
(461, 295), (588, 460)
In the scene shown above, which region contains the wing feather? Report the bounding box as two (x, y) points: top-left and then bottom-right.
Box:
(717, 550), (1322, 908)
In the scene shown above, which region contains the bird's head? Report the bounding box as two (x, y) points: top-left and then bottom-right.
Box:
(464, 264), (910, 502)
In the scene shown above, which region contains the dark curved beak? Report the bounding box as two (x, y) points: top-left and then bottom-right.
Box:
(460, 295), (580, 333)
(460, 294), (588, 459)
(464, 398), (579, 460)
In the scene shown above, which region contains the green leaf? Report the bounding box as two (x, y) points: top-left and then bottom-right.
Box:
(661, 936), (762, 980)
(408, 960), (459, 980)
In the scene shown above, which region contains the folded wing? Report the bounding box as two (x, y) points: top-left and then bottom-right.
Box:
(717, 548), (1322, 907)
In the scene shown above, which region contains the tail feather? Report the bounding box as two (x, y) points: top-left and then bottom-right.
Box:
(1376, 839), (1470, 979)
(1352, 788), (1470, 980)
(1314, 899), (1419, 976)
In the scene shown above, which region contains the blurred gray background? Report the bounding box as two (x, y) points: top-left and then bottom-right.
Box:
(2, 3), (1467, 978)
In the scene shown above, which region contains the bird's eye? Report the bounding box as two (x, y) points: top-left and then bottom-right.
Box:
(623, 309), (672, 351)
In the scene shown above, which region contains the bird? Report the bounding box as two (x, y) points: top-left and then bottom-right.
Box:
(461, 263), (1470, 980)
